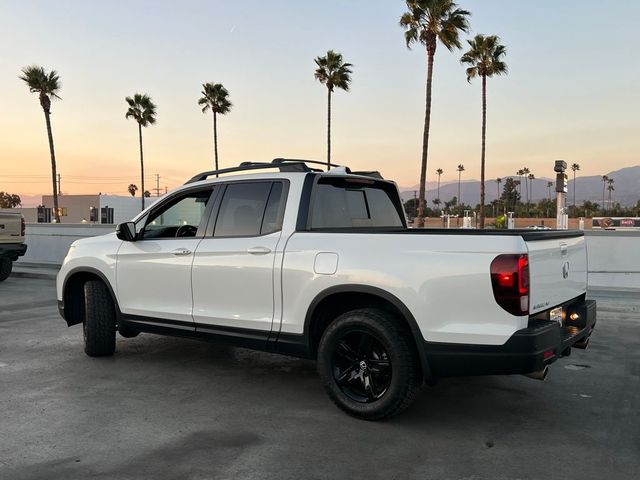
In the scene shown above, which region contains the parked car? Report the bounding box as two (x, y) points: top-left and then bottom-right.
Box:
(0, 212), (27, 282)
(57, 159), (597, 419)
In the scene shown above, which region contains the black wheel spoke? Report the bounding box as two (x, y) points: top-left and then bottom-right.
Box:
(363, 373), (377, 401)
(336, 341), (358, 363)
(357, 334), (374, 357)
(367, 358), (391, 374)
(336, 367), (356, 385)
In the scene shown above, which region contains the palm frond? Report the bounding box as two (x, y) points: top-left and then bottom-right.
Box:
(125, 93), (157, 127)
(314, 50), (353, 92)
(460, 34), (508, 81)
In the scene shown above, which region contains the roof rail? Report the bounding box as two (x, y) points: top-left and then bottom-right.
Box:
(185, 158), (383, 184)
(185, 160), (317, 184)
(272, 158), (344, 169)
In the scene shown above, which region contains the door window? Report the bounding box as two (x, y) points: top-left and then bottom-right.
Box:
(214, 182), (285, 237)
(141, 189), (213, 239)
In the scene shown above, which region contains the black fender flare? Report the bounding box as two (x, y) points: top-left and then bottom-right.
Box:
(60, 266), (122, 325)
(303, 284), (433, 382)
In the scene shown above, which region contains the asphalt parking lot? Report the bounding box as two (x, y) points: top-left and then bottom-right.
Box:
(1, 277), (639, 480)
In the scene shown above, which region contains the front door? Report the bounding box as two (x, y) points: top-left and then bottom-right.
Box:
(116, 187), (216, 324)
(192, 181), (287, 333)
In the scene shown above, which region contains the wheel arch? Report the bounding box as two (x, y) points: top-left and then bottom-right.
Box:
(303, 284), (433, 382)
(61, 267), (120, 327)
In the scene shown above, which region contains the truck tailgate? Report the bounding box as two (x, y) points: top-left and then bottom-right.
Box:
(526, 234), (587, 314)
(0, 213), (23, 243)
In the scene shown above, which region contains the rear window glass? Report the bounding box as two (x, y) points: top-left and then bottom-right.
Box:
(310, 180), (403, 229)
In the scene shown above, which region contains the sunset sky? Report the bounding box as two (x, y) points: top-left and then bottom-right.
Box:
(1, 0), (638, 203)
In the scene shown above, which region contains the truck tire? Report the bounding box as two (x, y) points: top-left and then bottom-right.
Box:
(0, 259), (12, 282)
(83, 280), (116, 357)
(317, 308), (421, 420)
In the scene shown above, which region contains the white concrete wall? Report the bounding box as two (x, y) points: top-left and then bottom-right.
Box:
(16, 226), (640, 292)
(584, 231), (640, 291)
(17, 224), (115, 265)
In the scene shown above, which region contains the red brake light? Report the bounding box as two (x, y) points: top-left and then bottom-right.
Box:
(490, 254), (529, 316)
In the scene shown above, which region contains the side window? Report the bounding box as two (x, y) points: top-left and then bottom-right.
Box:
(214, 182), (276, 237)
(141, 189), (213, 239)
(310, 181), (403, 229)
(261, 182), (284, 235)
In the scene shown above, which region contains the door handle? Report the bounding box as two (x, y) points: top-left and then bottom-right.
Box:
(171, 248), (192, 256)
(247, 246), (271, 255)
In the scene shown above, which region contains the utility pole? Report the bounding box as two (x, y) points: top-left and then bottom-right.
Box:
(57, 174), (61, 196)
(153, 174), (161, 197)
(165, 186), (168, 194)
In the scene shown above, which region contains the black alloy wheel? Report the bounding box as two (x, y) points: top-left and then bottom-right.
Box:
(332, 329), (392, 403)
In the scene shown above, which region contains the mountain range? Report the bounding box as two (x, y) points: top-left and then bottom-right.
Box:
(400, 166), (640, 207)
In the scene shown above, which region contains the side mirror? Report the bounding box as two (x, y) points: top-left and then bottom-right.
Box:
(116, 222), (137, 241)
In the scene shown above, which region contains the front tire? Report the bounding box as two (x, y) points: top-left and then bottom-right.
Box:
(83, 280), (116, 357)
(0, 258), (12, 282)
(317, 308), (421, 420)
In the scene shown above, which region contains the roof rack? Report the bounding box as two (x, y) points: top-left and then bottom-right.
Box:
(185, 158), (384, 184)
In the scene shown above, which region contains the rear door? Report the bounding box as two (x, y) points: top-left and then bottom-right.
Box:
(191, 180), (287, 334)
(526, 234), (587, 313)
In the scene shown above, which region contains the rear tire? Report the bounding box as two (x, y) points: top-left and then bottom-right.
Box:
(317, 308), (421, 420)
(0, 258), (12, 282)
(83, 280), (116, 357)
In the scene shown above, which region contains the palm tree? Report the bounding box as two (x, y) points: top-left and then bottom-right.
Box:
(607, 178), (615, 210)
(547, 181), (553, 200)
(436, 168), (444, 204)
(19, 66), (62, 223)
(495, 177), (502, 213)
(601, 175), (609, 213)
(516, 169), (524, 197)
(198, 83), (232, 174)
(125, 93), (157, 211)
(528, 173), (535, 202)
(314, 50), (353, 170)
(460, 34), (507, 228)
(571, 163), (580, 206)
(400, 0), (470, 227)
(456, 164), (465, 208)
(128, 184), (138, 197)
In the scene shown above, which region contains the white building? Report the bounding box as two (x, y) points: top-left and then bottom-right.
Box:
(42, 194), (160, 224)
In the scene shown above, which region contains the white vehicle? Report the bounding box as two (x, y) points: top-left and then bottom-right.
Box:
(0, 212), (27, 282)
(57, 159), (597, 419)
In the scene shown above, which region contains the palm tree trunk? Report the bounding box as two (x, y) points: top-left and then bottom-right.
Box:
(602, 182), (606, 213)
(327, 88), (332, 170)
(139, 123), (145, 211)
(213, 112), (219, 177)
(457, 172), (461, 208)
(573, 171), (576, 206)
(479, 74), (487, 228)
(437, 176), (440, 203)
(417, 48), (435, 228)
(43, 110), (60, 223)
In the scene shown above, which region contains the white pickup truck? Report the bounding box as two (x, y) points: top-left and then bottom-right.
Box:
(0, 212), (27, 282)
(57, 159), (596, 419)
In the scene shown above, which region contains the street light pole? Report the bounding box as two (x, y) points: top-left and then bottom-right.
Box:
(554, 160), (568, 229)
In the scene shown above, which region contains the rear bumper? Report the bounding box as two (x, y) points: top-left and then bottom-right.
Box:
(0, 243), (27, 260)
(424, 299), (597, 377)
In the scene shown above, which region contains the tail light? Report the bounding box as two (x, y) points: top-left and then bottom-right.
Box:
(490, 254), (529, 316)
(21, 217), (25, 237)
